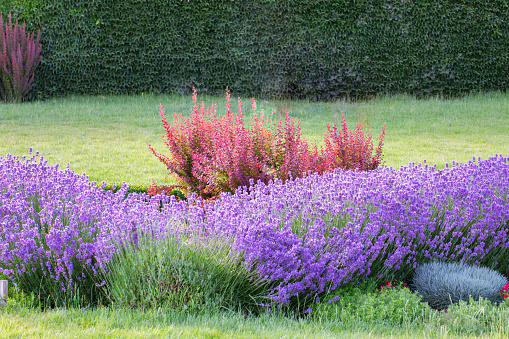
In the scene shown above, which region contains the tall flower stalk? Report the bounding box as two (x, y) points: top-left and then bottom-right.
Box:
(0, 11), (42, 103)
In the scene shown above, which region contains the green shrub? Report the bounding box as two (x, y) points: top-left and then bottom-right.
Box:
(2, 284), (40, 311)
(444, 296), (509, 336)
(99, 182), (186, 202)
(311, 281), (436, 327)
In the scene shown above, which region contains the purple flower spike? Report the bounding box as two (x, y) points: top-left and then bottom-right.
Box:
(2, 149), (509, 308)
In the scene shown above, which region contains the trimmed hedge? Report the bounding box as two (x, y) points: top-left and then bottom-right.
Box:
(1, 0), (508, 101)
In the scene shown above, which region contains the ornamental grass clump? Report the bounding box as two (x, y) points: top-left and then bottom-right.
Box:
(105, 233), (273, 314)
(412, 261), (508, 310)
(199, 155), (509, 306)
(0, 149), (204, 308)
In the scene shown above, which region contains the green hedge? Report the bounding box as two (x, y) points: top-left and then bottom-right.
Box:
(1, 0), (508, 100)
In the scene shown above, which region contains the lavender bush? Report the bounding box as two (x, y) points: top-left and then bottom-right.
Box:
(200, 155), (509, 306)
(0, 149), (196, 307)
(2, 148), (509, 310)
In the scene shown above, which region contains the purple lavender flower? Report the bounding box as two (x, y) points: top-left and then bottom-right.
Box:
(0, 150), (194, 297)
(201, 154), (509, 305)
(2, 149), (509, 308)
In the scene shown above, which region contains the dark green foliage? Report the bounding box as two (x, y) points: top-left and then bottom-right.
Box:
(99, 183), (186, 202)
(100, 183), (149, 198)
(0, 0), (44, 31)
(0, 0), (507, 101)
(412, 261), (508, 311)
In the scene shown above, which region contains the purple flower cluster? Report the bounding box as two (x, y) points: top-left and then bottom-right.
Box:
(2, 148), (509, 308)
(0, 149), (195, 291)
(201, 155), (509, 305)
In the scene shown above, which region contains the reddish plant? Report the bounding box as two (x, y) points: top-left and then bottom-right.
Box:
(146, 179), (186, 201)
(192, 87), (275, 197)
(323, 111), (385, 171)
(500, 282), (509, 301)
(148, 88), (217, 199)
(149, 87), (327, 200)
(0, 11), (42, 103)
(268, 110), (333, 181)
(148, 87), (272, 200)
(245, 98), (330, 182)
(379, 281), (409, 290)
(149, 87), (386, 200)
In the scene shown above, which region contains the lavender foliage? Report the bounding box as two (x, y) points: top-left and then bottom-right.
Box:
(2, 149), (509, 308)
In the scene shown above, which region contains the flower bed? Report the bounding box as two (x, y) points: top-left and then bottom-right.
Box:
(1, 149), (509, 308)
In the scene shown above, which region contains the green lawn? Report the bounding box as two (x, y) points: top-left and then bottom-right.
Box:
(2, 303), (508, 339)
(1, 91), (508, 185)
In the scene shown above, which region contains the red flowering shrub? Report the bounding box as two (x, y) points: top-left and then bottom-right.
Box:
(324, 111), (385, 171)
(149, 87), (386, 200)
(270, 110), (331, 182)
(500, 282), (509, 301)
(193, 88), (274, 197)
(146, 179), (186, 201)
(379, 280), (409, 290)
(148, 88), (216, 199)
(149, 87), (329, 200)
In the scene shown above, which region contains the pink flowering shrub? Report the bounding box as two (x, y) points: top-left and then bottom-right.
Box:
(149, 87), (328, 200)
(500, 280), (509, 301)
(379, 280), (408, 290)
(323, 111), (385, 171)
(149, 87), (382, 201)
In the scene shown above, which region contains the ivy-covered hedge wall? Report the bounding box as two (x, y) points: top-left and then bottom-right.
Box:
(1, 0), (508, 100)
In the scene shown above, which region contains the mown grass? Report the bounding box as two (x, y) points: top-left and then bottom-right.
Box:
(3, 288), (509, 339)
(1, 91), (508, 185)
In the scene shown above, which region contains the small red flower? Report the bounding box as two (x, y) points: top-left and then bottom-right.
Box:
(403, 283), (408, 287)
(504, 294), (508, 299)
